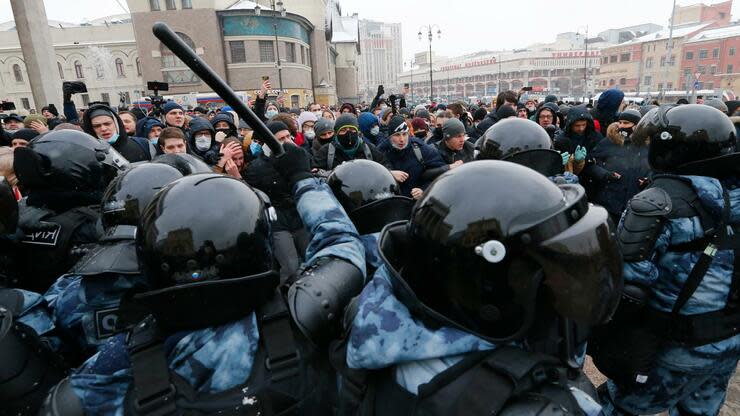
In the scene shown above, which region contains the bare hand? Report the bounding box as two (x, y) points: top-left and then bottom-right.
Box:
(610, 171), (622, 180)
(391, 170), (409, 183)
(219, 141), (240, 161)
(224, 159), (241, 178)
(411, 188), (423, 200)
(260, 80), (271, 98)
(449, 160), (464, 170)
(29, 120), (48, 134)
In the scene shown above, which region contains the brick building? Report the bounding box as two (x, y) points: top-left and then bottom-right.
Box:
(681, 25), (740, 93)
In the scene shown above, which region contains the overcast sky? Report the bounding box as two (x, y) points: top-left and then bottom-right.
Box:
(1, 0), (738, 62)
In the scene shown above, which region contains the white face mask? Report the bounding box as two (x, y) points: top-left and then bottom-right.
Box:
(304, 129), (315, 140)
(313, 111), (323, 119)
(370, 126), (380, 136)
(195, 135), (211, 151)
(266, 110), (278, 119)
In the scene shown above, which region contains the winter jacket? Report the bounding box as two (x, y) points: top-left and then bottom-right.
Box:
(435, 140), (475, 164)
(471, 111), (498, 140)
(312, 138), (391, 171)
(534, 103), (563, 137)
(553, 106), (604, 196)
(82, 104), (151, 162)
(378, 137), (447, 197)
(591, 89), (624, 136)
(188, 117), (221, 165)
(359, 112), (385, 146)
(243, 153), (303, 232)
(586, 122), (651, 221)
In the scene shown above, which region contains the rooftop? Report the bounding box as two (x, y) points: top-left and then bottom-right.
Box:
(686, 23), (740, 42)
(619, 22), (710, 45)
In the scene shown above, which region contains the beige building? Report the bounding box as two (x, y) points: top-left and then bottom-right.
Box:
(0, 15), (144, 111)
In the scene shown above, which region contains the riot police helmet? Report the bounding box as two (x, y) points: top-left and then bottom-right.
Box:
(478, 118), (563, 177)
(386, 161), (622, 343)
(633, 104), (736, 172)
(327, 159), (414, 234)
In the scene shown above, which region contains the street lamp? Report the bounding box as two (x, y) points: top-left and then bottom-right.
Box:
(576, 26), (590, 99)
(419, 25), (441, 103)
(404, 60), (416, 104)
(255, 1), (286, 93)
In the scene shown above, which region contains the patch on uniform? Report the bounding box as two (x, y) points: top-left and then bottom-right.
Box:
(94, 307), (121, 340)
(20, 224), (61, 246)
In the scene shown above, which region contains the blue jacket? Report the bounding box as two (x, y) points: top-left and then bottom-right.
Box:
(378, 137), (447, 197)
(621, 174), (740, 374)
(67, 178), (366, 414)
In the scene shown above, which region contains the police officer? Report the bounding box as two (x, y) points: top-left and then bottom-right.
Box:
(327, 159), (414, 273)
(38, 143), (367, 415)
(44, 163), (184, 363)
(11, 130), (127, 293)
(331, 160), (623, 415)
(477, 117), (579, 184)
(594, 104), (740, 415)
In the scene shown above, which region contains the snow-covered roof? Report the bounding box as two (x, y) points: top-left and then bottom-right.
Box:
(620, 22), (710, 45)
(687, 24), (740, 43)
(224, 0), (260, 10)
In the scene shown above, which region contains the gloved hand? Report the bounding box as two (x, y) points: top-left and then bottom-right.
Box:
(272, 142), (312, 189)
(574, 145), (587, 162)
(389, 94), (397, 105)
(377, 85), (384, 97)
(561, 152), (570, 166)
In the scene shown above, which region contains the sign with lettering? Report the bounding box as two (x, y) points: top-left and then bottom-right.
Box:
(21, 225), (61, 247)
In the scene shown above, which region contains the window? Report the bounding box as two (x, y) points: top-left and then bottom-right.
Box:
(710, 65), (717, 75)
(21, 98), (30, 109)
(229, 41), (246, 63)
(150, 0), (160, 11)
(713, 48), (720, 58)
(699, 49), (708, 59)
(645, 57), (653, 68)
(660, 57), (666, 67)
(259, 40), (274, 62)
(181, 0), (192, 8)
(644, 75), (652, 86)
(707, 82), (714, 90)
(136, 58), (142, 76)
(686, 51), (694, 60)
(101, 93), (110, 104)
(658, 83), (663, 90)
(684, 68), (692, 77)
(291, 95), (299, 108)
(300, 46), (306, 65)
(670, 55), (675, 66)
(57, 62), (64, 79)
(667, 82), (673, 89)
(609, 55), (617, 63)
(74, 60), (84, 78)
(81, 93), (90, 106)
(166, 0), (176, 10)
(730, 47), (736, 56)
(698, 65), (706, 74)
(619, 77), (626, 85)
(12, 64), (22, 82)
(286, 42), (296, 63)
(620, 53), (630, 62)
(728, 64), (734, 73)
(115, 58), (125, 77)
(602, 57), (608, 64)
(123, 91), (131, 105)
(160, 32), (199, 84)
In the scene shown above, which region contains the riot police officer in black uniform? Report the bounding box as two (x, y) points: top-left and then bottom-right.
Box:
(38, 143), (367, 415)
(11, 130), (127, 292)
(331, 160), (623, 415)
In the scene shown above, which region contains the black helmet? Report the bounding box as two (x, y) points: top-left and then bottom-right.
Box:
(133, 173), (276, 331)
(478, 118), (563, 177)
(101, 163), (183, 229)
(0, 177), (18, 235)
(386, 161), (622, 343)
(13, 129), (128, 192)
(327, 160), (414, 234)
(633, 104), (736, 172)
(152, 153), (212, 176)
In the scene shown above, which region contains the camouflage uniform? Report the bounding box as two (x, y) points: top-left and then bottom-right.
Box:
(601, 175), (740, 415)
(66, 177), (365, 414)
(360, 233), (383, 272)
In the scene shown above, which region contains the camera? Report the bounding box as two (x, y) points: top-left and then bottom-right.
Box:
(0, 101), (16, 111)
(146, 81), (169, 116)
(63, 81), (88, 95)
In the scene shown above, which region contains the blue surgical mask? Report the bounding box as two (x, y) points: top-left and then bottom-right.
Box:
(107, 133), (119, 144)
(250, 141), (262, 155)
(149, 137), (159, 145)
(370, 126), (380, 136)
(266, 110), (278, 119)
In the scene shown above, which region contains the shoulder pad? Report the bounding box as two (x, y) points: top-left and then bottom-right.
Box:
(619, 188), (671, 262)
(628, 187), (672, 216)
(651, 176), (706, 219)
(18, 204), (55, 231)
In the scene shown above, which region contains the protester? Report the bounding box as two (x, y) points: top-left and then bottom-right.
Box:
(435, 118), (474, 164)
(312, 113), (389, 171)
(311, 117), (335, 153)
(188, 116), (220, 165)
(157, 126), (188, 155)
(82, 104), (152, 162)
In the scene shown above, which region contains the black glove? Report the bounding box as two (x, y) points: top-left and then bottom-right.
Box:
(376, 85), (384, 97)
(389, 94), (397, 104)
(272, 142), (312, 189)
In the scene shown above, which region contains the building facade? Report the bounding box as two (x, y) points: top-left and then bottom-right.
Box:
(358, 19), (402, 102)
(0, 16), (144, 111)
(681, 24), (740, 93)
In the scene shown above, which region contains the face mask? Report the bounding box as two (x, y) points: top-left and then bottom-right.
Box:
(149, 137), (159, 145)
(313, 111), (323, 119)
(370, 126), (380, 136)
(250, 141), (262, 155)
(618, 127), (634, 138)
(414, 131), (427, 139)
(304, 130), (316, 140)
(266, 110), (278, 119)
(337, 131), (359, 149)
(391, 139), (407, 150)
(107, 133), (119, 145)
(215, 128), (231, 137)
(379, 104), (388, 110)
(526, 105), (536, 112)
(195, 135), (211, 151)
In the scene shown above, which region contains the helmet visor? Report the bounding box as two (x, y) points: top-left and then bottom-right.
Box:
(527, 204), (623, 325)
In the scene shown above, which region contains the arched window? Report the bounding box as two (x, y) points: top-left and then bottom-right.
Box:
(115, 58), (125, 77)
(74, 60), (84, 78)
(136, 57), (142, 76)
(160, 32), (198, 84)
(58, 62), (64, 79)
(12, 64), (22, 82)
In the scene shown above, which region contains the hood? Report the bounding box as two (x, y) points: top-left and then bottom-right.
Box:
(534, 103), (559, 124)
(564, 105), (596, 136)
(82, 103), (128, 144)
(188, 117), (217, 155)
(606, 121), (647, 147)
(359, 112), (379, 137)
(596, 89), (624, 115)
(136, 117), (165, 139)
(210, 113), (236, 133)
